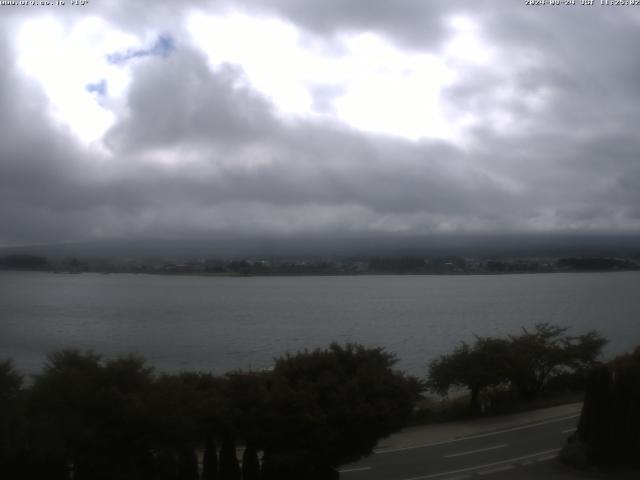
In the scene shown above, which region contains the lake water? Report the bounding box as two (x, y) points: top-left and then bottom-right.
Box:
(1, 270), (639, 376)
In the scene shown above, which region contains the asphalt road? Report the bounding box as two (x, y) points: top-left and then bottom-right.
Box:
(339, 413), (579, 480)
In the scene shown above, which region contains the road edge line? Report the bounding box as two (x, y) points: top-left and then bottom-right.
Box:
(376, 414), (579, 454)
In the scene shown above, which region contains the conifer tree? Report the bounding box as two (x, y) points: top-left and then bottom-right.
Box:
(241, 443), (260, 480)
(156, 450), (179, 480)
(219, 433), (241, 480)
(201, 434), (219, 480)
(177, 447), (199, 480)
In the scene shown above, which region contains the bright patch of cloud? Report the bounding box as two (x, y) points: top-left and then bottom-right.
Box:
(15, 10), (499, 146)
(444, 15), (494, 65)
(188, 12), (319, 115)
(187, 11), (460, 141)
(332, 32), (454, 140)
(15, 16), (165, 145)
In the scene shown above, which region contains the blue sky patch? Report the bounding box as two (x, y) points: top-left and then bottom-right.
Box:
(106, 34), (176, 65)
(86, 79), (107, 96)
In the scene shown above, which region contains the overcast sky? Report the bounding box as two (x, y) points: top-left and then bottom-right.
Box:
(1, 0), (640, 247)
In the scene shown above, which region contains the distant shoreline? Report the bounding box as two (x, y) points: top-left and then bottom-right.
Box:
(2, 252), (639, 277)
(2, 267), (639, 278)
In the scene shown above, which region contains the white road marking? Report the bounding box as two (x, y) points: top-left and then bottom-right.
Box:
(443, 444), (508, 459)
(562, 427), (577, 434)
(535, 454), (558, 462)
(400, 448), (561, 480)
(478, 464), (514, 475)
(377, 414), (579, 454)
(339, 466), (372, 473)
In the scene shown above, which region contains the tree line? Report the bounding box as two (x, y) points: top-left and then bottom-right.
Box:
(0, 324), (626, 478)
(427, 323), (607, 412)
(2, 253), (638, 275)
(0, 344), (421, 480)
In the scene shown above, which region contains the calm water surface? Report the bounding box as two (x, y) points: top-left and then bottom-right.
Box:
(1, 271), (639, 375)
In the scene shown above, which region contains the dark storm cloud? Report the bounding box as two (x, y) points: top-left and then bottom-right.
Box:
(1, 1), (640, 246)
(0, 35), (87, 241)
(102, 45), (519, 220)
(105, 48), (274, 152)
(238, 0), (450, 48)
(0, 19), (165, 243)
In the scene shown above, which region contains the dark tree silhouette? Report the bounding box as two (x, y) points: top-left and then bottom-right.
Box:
(428, 324), (606, 407)
(219, 432), (241, 480)
(201, 434), (219, 480)
(28, 350), (159, 480)
(574, 346), (640, 468)
(0, 359), (24, 474)
(1, 343), (423, 479)
(156, 449), (179, 480)
(507, 323), (606, 400)
(177, 447), (199, 480)
(577, 365), (613, 465)
(241, 443), (261, 480)
(428, 337), (510, 411)
(260, 343), (422, 476)
(260, 449), (277, 480)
